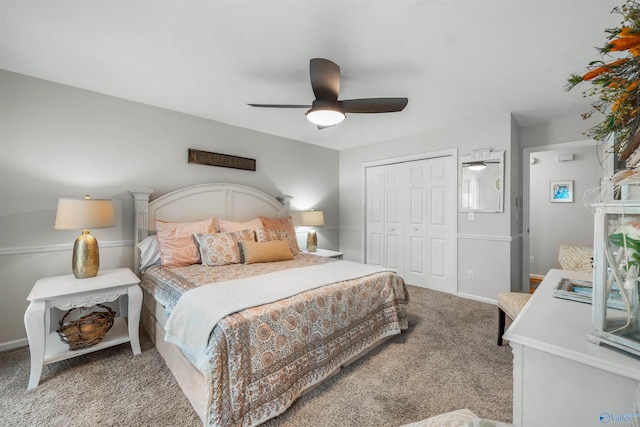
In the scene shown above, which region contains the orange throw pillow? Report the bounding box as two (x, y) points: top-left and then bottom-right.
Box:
(155, 217), (217, 267)
(218, 218), (262, 233)
(240, 240), (294, 264)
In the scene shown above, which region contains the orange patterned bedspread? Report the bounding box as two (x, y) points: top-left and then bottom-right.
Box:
(141, 254), (409, 427)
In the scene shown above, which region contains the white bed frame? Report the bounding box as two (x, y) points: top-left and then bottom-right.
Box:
(129, 183), (389, 426)
(130, 183), (291, 277)
(130, 183), (291, 424)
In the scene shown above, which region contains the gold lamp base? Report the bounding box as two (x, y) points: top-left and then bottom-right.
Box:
(307, 229), (318, 252)
(72, 229), (100, 279)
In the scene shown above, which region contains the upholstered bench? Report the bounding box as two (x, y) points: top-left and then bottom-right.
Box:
(497, 292), (531, 346)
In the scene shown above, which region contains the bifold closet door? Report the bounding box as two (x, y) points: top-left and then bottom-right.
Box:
(366, 166), (385, 268)
(365, 156), (454, 293)
(365, 162), (404, 273)
(402, 156), (453, 292)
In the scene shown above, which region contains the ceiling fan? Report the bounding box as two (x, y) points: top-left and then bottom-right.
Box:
(248, 58), (408, 129)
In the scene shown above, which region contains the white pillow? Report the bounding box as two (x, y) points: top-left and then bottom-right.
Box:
(138, 235), (161, 271)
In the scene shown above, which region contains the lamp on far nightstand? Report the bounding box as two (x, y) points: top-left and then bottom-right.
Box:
(55, 195), (115, 279)
(300, 210), (324, 252)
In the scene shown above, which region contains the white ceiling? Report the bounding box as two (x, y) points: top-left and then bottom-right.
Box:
(0, 1), (620, 151)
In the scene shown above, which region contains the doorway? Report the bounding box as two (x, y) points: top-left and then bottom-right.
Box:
(522, 140), (603, 291)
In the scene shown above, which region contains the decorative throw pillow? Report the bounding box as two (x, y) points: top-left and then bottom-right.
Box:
(558, 244), (593, 273)
(137, 235), (161, 271)
(258, 216), (299, 253)
(194, 229), (256, 266)
(239, 240), (293, 264)
(256, 227), (298, 255)
(218, 217), (262, 233)
(155, 217), (217, 268)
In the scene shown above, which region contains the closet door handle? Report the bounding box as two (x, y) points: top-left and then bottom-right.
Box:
(412, 228), (418, 232)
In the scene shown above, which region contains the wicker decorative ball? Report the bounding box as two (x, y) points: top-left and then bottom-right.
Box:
(56, 304), (115, 350)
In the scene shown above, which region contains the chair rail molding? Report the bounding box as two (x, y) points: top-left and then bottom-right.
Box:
(457, 233), (515, 242)
(0, 240), (134, 256)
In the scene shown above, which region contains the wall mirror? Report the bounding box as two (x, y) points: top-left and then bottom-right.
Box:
(459, 150), (504, 212)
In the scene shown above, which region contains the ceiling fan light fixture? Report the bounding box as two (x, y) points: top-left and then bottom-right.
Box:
(467, 161), (487, 171)
(306, 107), (345, 127)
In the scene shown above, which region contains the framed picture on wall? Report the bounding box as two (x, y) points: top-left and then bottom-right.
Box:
(550, 180), (574, 203)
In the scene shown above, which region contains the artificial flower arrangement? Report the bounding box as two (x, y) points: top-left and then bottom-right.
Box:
(566, 0), (640, 162)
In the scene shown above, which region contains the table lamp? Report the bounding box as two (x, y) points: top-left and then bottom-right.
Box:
(300, 210), (324, 252)
(54, 195), (115, 279)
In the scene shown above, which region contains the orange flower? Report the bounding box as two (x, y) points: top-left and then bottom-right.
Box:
(582, 58), (629, 80)
(608, 36), (640, 51)
(611, 81), (638, 112)
(618, 27), (638, 37)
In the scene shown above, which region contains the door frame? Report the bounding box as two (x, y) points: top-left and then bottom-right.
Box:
(363, 148), (458, 293)
(521, 139), (601, 292)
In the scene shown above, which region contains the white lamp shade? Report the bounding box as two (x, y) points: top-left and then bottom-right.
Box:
(54, 198), (115, 230)
(300, 210), (325, 227)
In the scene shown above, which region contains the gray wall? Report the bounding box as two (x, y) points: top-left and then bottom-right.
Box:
(528, 145), (601, 275)
(339, 114), (519, 303)
(0, 71), (339, 346)
(520, 115), (604, 285)
(0, 69), (606, 347)
(339, 113), (602, 302)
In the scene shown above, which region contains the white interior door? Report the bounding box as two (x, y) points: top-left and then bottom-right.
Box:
(424, 156), (454, 293)
(365, 155), (455, 294)
(404, 161), (428, 284)
(365, 166), (385, 267)
(384, 163), (402, 273)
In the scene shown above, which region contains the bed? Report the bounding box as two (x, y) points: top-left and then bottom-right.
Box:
(130, 183), (409, 427)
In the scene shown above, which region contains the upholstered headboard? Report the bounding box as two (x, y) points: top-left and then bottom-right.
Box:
(129, 183), (291, 275)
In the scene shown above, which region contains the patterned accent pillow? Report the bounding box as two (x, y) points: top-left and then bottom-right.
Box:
(398, 408), (480, 427)
(194, 229), (256, 266)
(155, 217), (217, 268)
(558, 244), (593, 272)
(255, 227), (298, 255)
(218, 217), (262, 233)
(258, 216), (299, 253)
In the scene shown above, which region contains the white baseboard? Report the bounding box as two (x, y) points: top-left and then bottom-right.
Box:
(0, 337), (28, 352)
(457, 292), (497, 305)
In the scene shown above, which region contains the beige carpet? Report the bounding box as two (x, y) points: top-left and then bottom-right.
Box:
(0, 286), (512, 426)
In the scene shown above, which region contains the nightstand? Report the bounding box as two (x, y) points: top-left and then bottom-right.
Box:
(24, 267), (142, 389)
(304, 248), (344, 259)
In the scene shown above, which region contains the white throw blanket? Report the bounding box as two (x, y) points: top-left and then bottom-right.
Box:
(164, 260), (388, 371)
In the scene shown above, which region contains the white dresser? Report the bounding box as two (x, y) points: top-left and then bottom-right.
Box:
(504, 269), (640, 427)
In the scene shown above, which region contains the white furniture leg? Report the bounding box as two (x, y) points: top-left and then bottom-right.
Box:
(24, 300), (46, 389)
(128, 284), (142, 355)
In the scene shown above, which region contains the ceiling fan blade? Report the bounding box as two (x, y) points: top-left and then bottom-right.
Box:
(248, 104), (311, 108)
(310, 58), (340, 102)
(339, 98), (408, 113)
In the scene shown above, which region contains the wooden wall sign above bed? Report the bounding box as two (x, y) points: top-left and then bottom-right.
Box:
(188, 149), (256, 171)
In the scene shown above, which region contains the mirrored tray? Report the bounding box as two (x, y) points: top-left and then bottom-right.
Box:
(552, 278), (624, 310)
